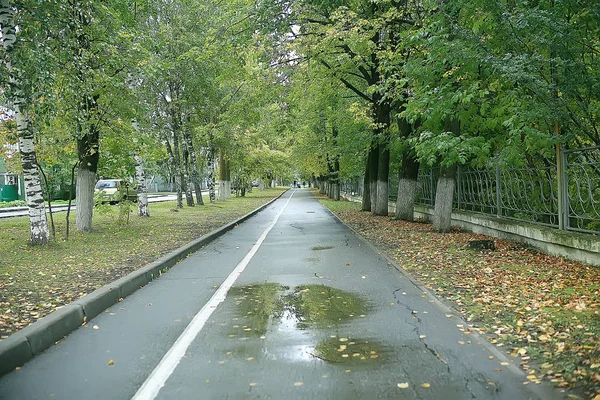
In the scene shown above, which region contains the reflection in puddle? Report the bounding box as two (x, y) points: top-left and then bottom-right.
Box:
(225, 283), (389, 366)
(313, 336), (389, 364)
(282, 285), (370, 329)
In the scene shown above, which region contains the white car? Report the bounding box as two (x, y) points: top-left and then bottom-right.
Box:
(94, 179), (136, 203)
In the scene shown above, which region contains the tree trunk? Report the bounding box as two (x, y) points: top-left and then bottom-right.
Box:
(18, 113), (50, 245)
(433, 118), (460, 232)
(319, 176), (326, 194)
(395, 118), (421, 221)
(37, 164), (56, 241)
(362, 150), (371, 211)
(395, 150), (420, 221)
(171, 122), (184, 209)
(218, 153), (231, 201)
(433, 164), (457, 232)
(207, 145), (216, 203)
(375, 141), (390, 216)
(76, 122), (99, 233)
(134, 154), (150, 217)
(184, 127), (204, 205)
(66, 162), (78, 240)
(368, 145), (379, 213)
(1, 0), (49, 244)
(181, 133), (194, 207)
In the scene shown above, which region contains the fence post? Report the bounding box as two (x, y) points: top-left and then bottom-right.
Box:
(457, 165), (462, 211)
(496, 165), (502, 218)
(556, 143), (566, 230)
(430, 170), (434, 206)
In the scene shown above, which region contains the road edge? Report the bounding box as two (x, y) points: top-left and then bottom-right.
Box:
(0, 189), (288, 376)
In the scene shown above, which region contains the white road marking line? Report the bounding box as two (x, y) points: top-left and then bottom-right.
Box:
(131, 192), (295, 400)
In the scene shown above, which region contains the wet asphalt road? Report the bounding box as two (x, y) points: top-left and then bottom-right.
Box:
(0, 189), (563, 400)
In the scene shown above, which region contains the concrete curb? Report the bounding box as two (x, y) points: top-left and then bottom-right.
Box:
(0, 190), (287, 376)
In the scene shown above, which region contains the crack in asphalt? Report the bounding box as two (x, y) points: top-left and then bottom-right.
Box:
(392, 288), (422, 325)
(289, 223), (305, 233)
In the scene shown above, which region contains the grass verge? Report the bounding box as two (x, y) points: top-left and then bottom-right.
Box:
(319, 195), (599, 399)
(0, 188), (285, 339)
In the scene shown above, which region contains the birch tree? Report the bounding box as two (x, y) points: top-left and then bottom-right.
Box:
(0, 0), (50, 245)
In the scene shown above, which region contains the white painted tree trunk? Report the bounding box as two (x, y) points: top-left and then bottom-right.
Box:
(76, 167), (96, 233)
(218, 180), (230, 200)
(395, 178), (417, 221)
(134, 154), (150, 217)
(433, 166), (456, 232)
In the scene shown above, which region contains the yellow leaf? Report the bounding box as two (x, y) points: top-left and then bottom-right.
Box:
(421, 383), (431, 388)
(93, 325), (99, 330)
(445, 314), (453, 318)
(489, 356), (494, 360)
(294, 382), (303, 387)
(108, 360), (114, 365)
(397, 382), (409, 389)
(249, 383), (257, 387)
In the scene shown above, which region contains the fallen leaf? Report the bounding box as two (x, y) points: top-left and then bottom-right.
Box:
(421, 383), (431, 388)
(108, 360), (114, 365)
(397, 382), (409, 389)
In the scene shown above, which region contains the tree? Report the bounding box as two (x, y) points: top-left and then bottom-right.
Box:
(0, 0), (52, 245)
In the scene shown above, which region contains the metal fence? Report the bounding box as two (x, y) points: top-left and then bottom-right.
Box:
(340, 146), (599, 235)
(416, 146), (600, 234)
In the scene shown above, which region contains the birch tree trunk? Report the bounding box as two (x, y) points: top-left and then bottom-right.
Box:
(18, 112), (50, 244)
(207, 146), (216, 203)
(1, 0), (50, 245)
(134, 154), (150, 217)
(181, 134), (194, 207)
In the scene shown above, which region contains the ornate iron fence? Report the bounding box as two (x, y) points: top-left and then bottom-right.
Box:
(564, 146), (600, 233)
(415, 146), (600, 234)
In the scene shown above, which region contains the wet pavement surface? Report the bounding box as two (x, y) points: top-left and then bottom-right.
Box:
(0, 189), (564, 399)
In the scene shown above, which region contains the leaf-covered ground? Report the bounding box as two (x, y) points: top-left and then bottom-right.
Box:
(0, 189), (284, 340)
(319, 196), (599, 399)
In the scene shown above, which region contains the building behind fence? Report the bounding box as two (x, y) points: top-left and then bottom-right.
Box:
(342, 146), (600, 235)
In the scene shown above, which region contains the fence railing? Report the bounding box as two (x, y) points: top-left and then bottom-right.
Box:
(415, 146), (600, 234)
(341, 146), (600, 235)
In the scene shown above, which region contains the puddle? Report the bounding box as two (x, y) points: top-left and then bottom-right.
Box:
(226, 283), (286, 336)
(311, 245), (334, 251)
(313, 336), (389, 364)
(282, 285), (370, 329)
(224, 283), (388, 366)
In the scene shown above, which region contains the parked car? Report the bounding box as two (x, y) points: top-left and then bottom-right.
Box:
(94, 179), (137, 203)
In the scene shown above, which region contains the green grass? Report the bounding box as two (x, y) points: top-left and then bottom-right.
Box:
(0, 188), (285, 338)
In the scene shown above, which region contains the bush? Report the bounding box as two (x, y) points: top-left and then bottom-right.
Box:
(0, 200), (27, 208)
